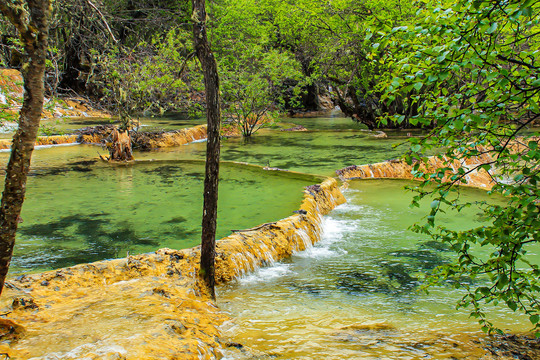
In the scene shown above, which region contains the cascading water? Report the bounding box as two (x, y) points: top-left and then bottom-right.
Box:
(218, 180), (538, 359)
(1, 115), (536, 359)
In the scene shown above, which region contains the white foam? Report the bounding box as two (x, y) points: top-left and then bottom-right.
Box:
(0, 142), (80, 153)
(34, 143), (80, 150)
(295, 245), (346, 259)
(238, 263), (291, 284)
(332, 202), (364, 213)
(185, 138), (207, 144)
(321, 217), (358, 241)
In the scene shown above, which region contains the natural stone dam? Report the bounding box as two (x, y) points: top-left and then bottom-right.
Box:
(0, 124), (208, 150)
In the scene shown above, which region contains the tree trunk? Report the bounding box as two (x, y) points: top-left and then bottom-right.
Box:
(192, 0), (221, 299)
(0, 0), (51, 296)
(108, 128), (134, 161)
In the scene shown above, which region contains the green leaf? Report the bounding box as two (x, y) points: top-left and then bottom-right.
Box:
(486, 22), (498, 34)
(507, 301), (518, 312)
(496, 273), (509, 289)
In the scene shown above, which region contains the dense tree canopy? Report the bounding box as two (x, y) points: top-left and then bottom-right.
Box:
(1, 0), (441, 129)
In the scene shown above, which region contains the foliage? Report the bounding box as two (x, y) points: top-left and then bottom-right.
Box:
(218, 49), (302, 136)
(1, 0), (191, 95)
(212, 0), (304, 136)
(88, 27), (203, 128)
(379, 0), (540, 335)
(243, 0), (429, 128)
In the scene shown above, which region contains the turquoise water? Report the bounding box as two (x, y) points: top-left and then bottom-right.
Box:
(3, 115), (404, 273)
(1, 115), (538, 357)
(219, 180), (539, 359)
(140, 129), (405, 177)
(10, 160), (317, 273)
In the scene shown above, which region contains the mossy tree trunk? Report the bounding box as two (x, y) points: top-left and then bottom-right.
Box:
(0, 0), (51, 296)
(192, 0), (221, 299)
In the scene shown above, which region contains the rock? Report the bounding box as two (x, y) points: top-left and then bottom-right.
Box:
(263, 166), (287, 171)
(225, 341), (243, 349)
(0, 318), (25, 341)
(164, 320), (187, 336)
(281, 125), (308, 132)
(12, 297), (39, 310)
(318, 94), (334, 110)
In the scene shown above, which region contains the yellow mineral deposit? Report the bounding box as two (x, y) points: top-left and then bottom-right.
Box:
(0, 125), (209, 150)
(215, 178), (345, 282)
(0, 135), (80, 150)
(336, 138), (540, 190)
(336, 153), (496, 189)
(0, 69), (24, 99)
(0, 177), (345, 359)
(0, 69), (111, 120)
(146, 125), (208, 148)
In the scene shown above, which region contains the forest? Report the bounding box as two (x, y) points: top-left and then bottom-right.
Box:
(0, 0), (539, 358)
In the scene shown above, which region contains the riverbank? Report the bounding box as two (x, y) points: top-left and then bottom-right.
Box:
(0, 124), (208, 151)
(0, 69), (111, 124)
(335, 138), (540, 189)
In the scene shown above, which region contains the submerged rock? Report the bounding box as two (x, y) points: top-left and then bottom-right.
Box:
(281, 125), (308, 132)
(388, 249), (448, 271)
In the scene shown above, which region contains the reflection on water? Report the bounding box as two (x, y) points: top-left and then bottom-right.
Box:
(218, 180), (537, 359)
(219, 130), (405, 176)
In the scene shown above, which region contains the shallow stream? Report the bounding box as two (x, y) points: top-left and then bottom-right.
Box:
(218, 180), (538, 359)
(0, 114), (403, 273)
(1, 114), (538, 358)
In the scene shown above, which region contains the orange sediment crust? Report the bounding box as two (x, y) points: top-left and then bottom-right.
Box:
(336, 153), (495, 189)
(0, 125), (209, 150)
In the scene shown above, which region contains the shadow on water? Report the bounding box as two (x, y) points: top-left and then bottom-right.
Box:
(336, 262), (420, 298)
(387, 249), (449, 271)
(17, 214), (162, 270)
(162, 216), (187, 224)
(141, 165), (183, 184)
(29, 159), (99, 177)
(9, 159), (316, 273)
(219, 131), (407, 175)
